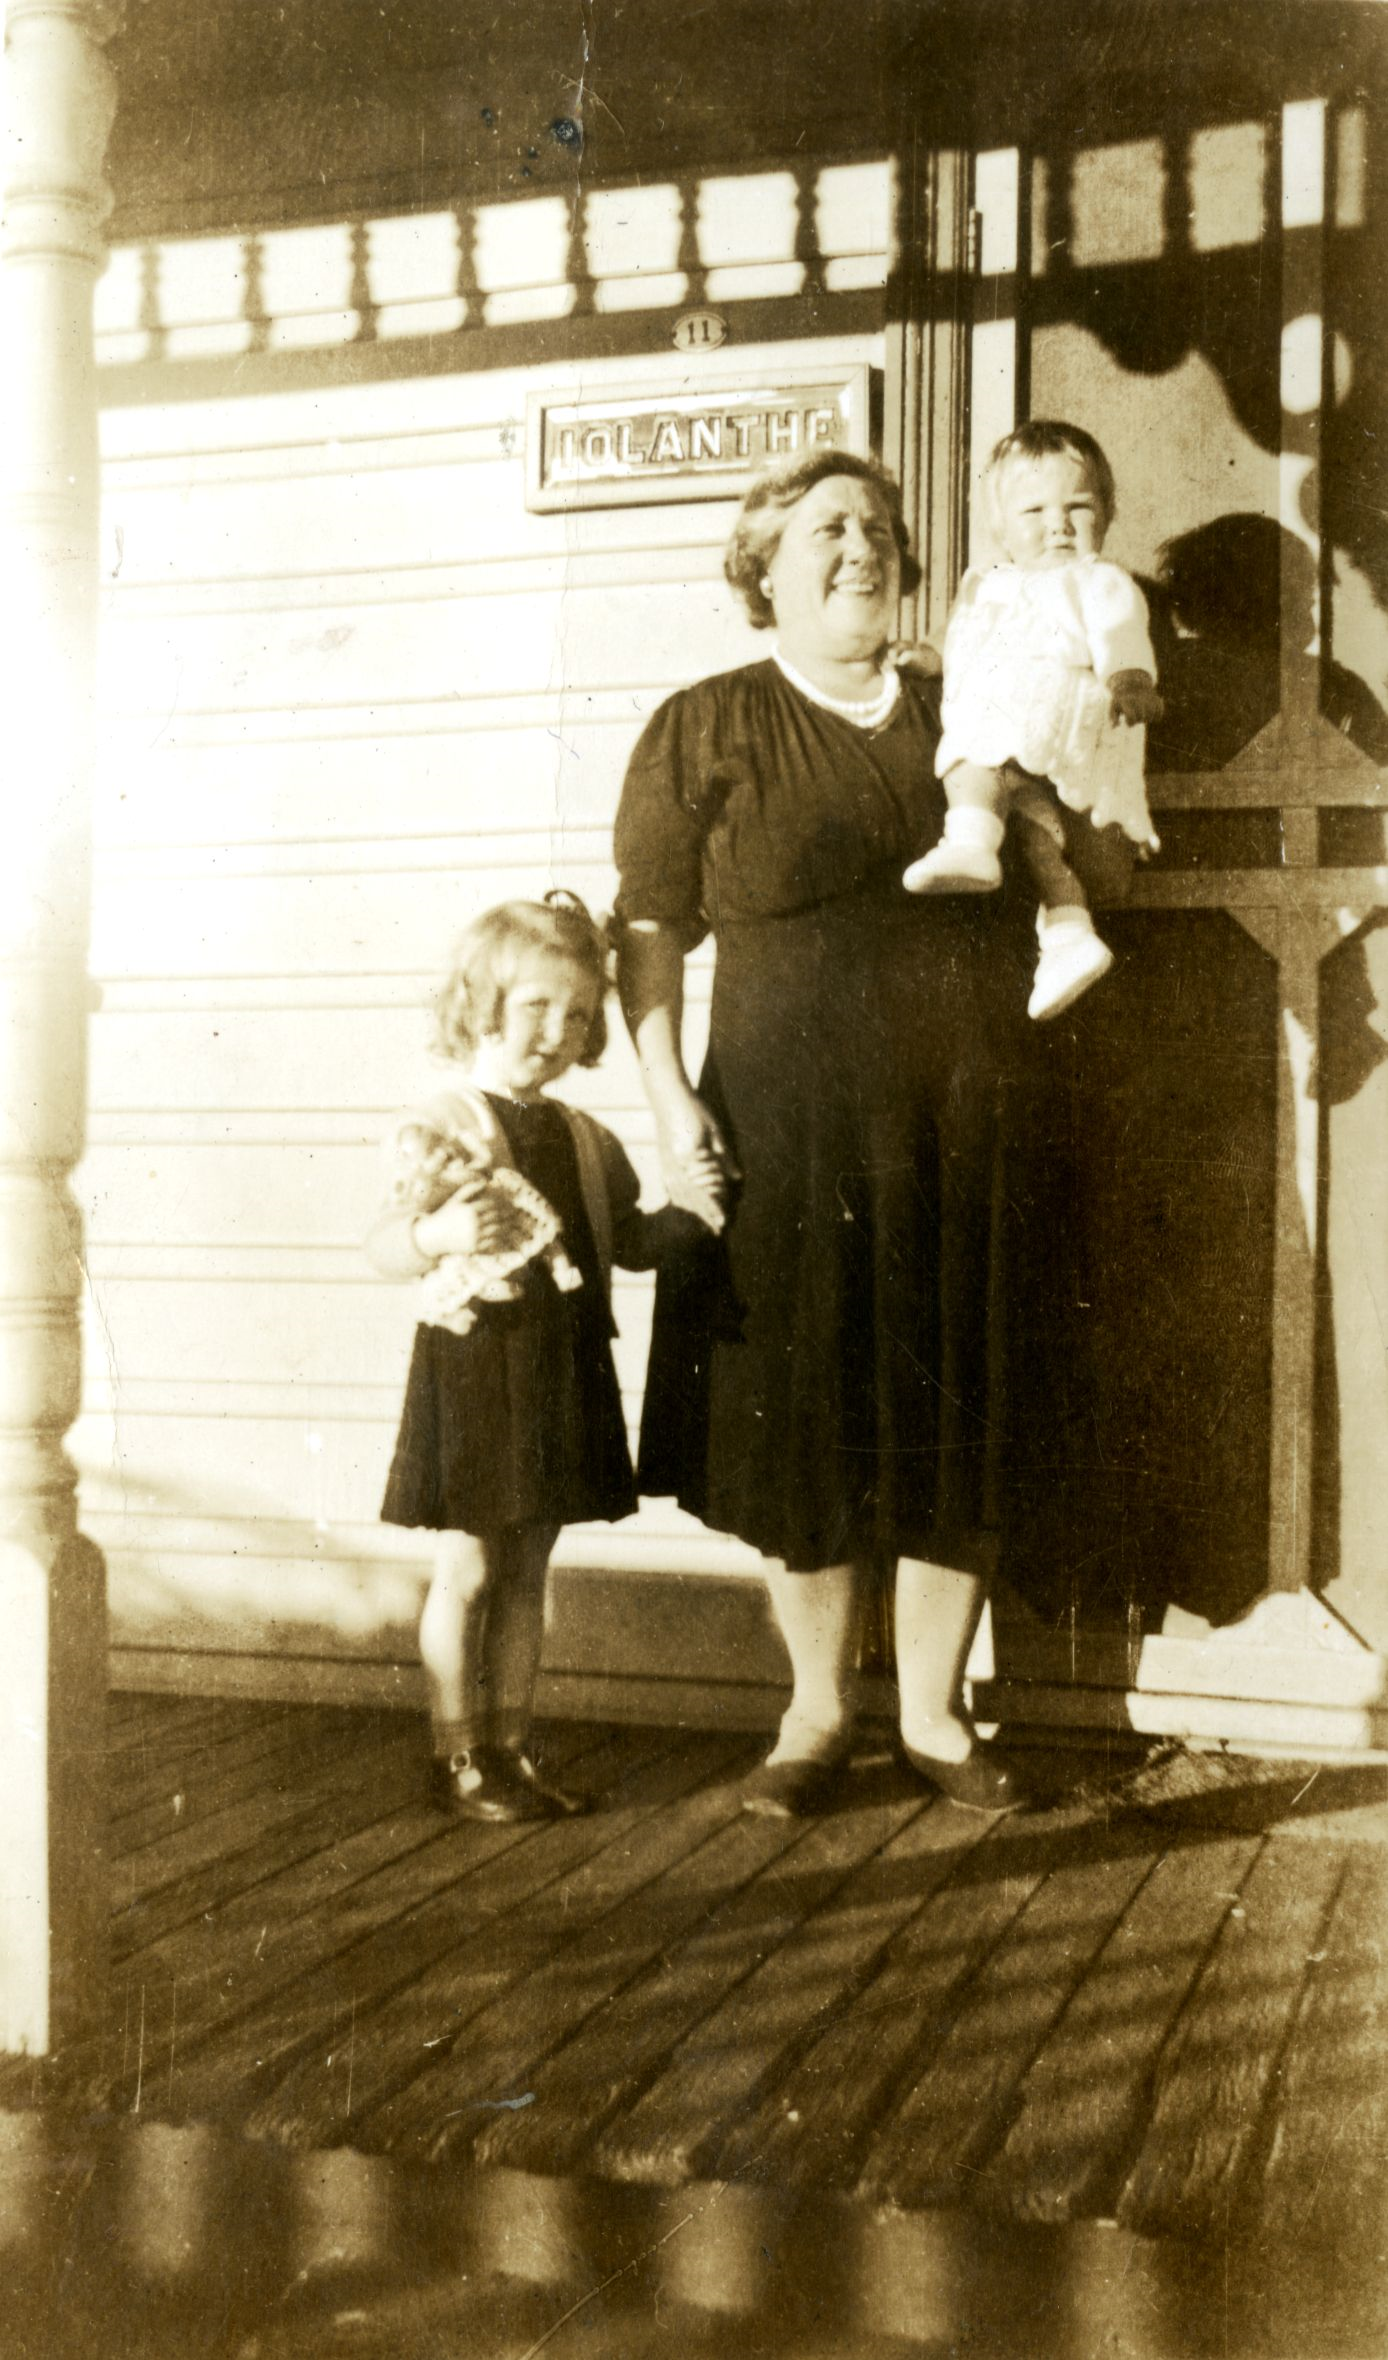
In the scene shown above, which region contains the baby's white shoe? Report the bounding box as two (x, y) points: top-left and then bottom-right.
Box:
(904, 841), (1004, 893)
(903, 807), (1005, 895)
(1028, 910), (1114, 1020)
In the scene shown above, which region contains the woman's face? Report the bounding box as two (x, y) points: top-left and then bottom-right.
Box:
(762, 473), (901, 666)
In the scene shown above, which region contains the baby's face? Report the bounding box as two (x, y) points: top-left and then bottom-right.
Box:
(993, 450), (1108, 569)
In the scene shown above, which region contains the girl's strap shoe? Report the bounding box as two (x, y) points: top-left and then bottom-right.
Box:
(512, 1752), (593, 1816)
(430, 1746), (590, 1823)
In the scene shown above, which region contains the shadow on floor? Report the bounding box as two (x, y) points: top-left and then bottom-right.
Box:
(6, 2109), (1385, 2360)
(827, 1734), (1388, 1844)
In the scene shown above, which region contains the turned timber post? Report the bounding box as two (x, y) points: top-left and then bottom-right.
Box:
(0, 0), (121, 2055)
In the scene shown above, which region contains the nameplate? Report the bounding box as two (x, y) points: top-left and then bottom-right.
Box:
(525, 365), (870, 511)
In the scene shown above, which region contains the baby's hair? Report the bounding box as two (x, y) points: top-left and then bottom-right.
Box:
(985, 419), (1117, 532)
(434, 891), (611, 1066)
(724, 448), (922, 628)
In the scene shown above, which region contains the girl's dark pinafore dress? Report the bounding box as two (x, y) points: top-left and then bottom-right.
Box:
(381, 1093), (636, 1535)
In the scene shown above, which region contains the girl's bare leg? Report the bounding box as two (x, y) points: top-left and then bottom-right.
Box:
(763, 1561), (861, 1763)
(485, 1524), (558, 1755)
(419, 1532), (496, 1759)
(893, 1555), (986, 1762)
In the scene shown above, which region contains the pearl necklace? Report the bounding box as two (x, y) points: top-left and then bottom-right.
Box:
(773, 646), (901, 730)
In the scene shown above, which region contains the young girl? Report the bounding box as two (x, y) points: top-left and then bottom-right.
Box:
(903, 419), (1163, 1020)
(367, 892), (687, 1824)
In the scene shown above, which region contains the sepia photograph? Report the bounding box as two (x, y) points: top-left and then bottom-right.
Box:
(2, 1), (1387, 2352)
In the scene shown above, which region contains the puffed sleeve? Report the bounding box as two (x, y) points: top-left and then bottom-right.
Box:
(366, 1111), (440, 1277)
(612, 684), (713, 936)
(365, 1095), (487, 1280)
(1078, 562), (1158, 683)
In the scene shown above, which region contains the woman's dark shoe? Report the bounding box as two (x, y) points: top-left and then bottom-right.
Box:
(902, 1739), (1032, 1813)
(432, 1746), (574, 1824)
(740, 1751), (847, 1819)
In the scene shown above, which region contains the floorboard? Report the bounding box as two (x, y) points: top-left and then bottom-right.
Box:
(644, 1791), (981, 2190)
(105, 1742), (453, 2094)
(1114, 1837), (1343, 2237)
(111, 1707), (378, 1849)
(586, 1785), (940, 2186)
(4, 1687), (1385, 2317)
(110, 1720), (432, 1954)
(151, 1726), (665, 2129)
(105, 1699), (273, 1786)
(730, 1797), (1148, 2202)
(259, 1731), (747, 2155)
(1251, 1848), (1388, 2245)
(969, 1832), (1264, 2223)
(464, 1798), (821, 2179)
(852, 1805), (1164, 2209)
(111, 1718), (386, 1902)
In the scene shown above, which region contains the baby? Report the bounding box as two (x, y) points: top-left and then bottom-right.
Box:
(904, 420), (1163, 1020)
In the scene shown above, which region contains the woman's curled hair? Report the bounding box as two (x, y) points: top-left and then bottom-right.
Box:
(724, 448), (922, 628)
(434, 892), (612, 1066)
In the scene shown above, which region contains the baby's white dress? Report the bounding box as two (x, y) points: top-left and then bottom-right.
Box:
(937, 554), (1160, 848)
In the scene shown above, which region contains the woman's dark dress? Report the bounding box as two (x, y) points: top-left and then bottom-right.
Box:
(381, 1094), (637, 1534)
(614, 659), (1036, 1573)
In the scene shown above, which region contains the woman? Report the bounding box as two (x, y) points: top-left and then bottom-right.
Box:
(614, 449), (1037, 1815)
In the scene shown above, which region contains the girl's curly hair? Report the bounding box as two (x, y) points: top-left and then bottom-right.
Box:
(723, 449), (922, 628)
(434, 891), (612, 1066)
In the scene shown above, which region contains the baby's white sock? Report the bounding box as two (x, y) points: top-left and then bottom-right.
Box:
(944, 807), (1006, 853)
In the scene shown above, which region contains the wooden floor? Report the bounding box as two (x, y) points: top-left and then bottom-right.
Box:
(5, 1694), (1388, 2356)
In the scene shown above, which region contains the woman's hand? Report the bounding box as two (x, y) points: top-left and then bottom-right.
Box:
(655, 1091), (738, 1233)
(617, 917), (737, 1232)
(891, 639), (944, 680)
(413, 1179), (527, 1261)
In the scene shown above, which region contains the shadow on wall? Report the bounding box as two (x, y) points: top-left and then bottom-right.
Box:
(994, 25), (1388, 648)
(1147, 513), (1388, 773)
(994, 502), (1388, 1637)
(92, 1476), (428, 1665)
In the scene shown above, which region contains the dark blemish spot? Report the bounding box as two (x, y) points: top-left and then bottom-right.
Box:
(520, 167), (532, 178)
(550, 116), (581, 147)
(527, 146), (540, 159)
(481, 106), (496, 127)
